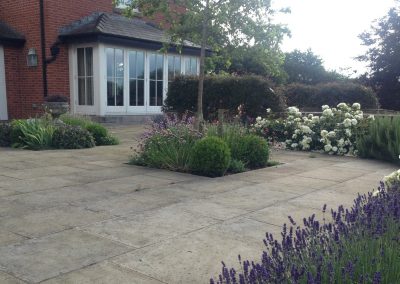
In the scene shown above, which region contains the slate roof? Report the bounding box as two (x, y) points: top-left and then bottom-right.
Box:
(0, 21), (25, 46)
(59, 12), (200, 49)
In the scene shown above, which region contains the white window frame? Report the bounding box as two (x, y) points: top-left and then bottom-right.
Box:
(70, 43), (99, 115)
(0, 45), (8, 121)
(126, 48), (147, 114)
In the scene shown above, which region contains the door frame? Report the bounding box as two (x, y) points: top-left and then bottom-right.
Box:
(0, 45), (8, 121)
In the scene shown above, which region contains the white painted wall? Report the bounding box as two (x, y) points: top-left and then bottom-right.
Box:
(0, 45), (8, 121)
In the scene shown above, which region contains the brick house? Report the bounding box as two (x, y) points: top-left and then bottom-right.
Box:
(0, 0), (201, 121)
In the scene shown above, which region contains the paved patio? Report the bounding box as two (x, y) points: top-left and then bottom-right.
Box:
(0, 125), (397, 283)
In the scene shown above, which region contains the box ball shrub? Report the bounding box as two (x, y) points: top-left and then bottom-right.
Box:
(283, 82), (379, 109)
(165, 75), (286, 120)
(190, 137), (231, 177)
(232, 134), (269, 169)
(52, 125), (95, 149)
(86, 123), (108, 145)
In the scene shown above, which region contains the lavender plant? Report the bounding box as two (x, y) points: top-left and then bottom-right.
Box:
(212, 183), (400, 284)
(131, 113), (203, 172)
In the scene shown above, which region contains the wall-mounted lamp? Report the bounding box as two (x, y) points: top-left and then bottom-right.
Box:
(27, 48), (38, 67)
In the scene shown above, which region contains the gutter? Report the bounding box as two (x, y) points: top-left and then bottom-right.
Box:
(39, 0), (48, 98)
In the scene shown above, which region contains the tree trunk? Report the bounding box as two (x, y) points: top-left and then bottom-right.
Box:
(194, 0), (209, 132)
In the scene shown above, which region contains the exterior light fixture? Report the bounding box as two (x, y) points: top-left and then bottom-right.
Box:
(27, 48), (38, 67)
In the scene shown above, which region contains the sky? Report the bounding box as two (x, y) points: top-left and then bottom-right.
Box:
(271, 0), (397, 76)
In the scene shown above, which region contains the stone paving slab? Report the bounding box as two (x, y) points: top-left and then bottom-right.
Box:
(0, 125), (397, 283)
(0, 230), (131, 283)
(41, 262), (163, 284)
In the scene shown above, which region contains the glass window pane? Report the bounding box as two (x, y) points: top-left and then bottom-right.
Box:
(107, 79), (115, 106)
(129, 79), (137, 106)
(137, 52), (144, 79)
(149, 54), (156, 80)
(86, 77), (94, 105)
(191, 58), (197, 75)
(115, 49), (124, 78)
(156, 81), (163, 106)
(168, 55), (174, 80)
(116, 78), (124, 106)
(185, 58), (190, 75)
(150, 80), (156, 106)
(175, 56), (181, 76)
(129, 51), (136, 79)
(85, 48), (93, 76)
(78, 78), (85, 105)
(157, 54), (163, 79)
(77, 48), (85, 77)
(106, 48), (114, 77)
(138, 79), (144, 106)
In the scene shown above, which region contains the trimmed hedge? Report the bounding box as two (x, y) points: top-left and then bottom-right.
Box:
(164, 75), (286, 120)
(283, 82), (379, 109)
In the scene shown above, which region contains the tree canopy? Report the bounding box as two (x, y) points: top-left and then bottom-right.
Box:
(358, 1), (400, 110)
(115, 0), (290, 125)
(283, 49), (345, 85)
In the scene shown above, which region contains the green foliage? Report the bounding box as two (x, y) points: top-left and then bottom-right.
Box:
(284, 49), (345, 85)
(357, 116), (400, 163)
(61, 115), (118, 146)
(11, 119), (54, 150)
(358, 3), (400, 110)
(98, 135), (120, 146)
(59, 114), (92, 128)
(231, 135), (269, 169)
(86, 123), (108, 145)
(283, 82), (379, 109)
(52, 125), (95, 149)
(190, 137), (231, 177)
(224, 45), (288, 84)
(0, 123), (12, 147)
(228, 159), (246, 174)
(165, 75), (286, 120)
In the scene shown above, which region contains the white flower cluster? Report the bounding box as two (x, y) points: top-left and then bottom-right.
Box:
(383, 169), (400, 188)
(283, 103), (367, 155)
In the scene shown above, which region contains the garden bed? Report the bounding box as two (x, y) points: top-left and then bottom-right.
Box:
(0, 114), (119, 150)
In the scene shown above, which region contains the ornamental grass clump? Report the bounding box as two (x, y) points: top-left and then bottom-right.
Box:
(131, 113), (203, 172)
(212, 183), (400, 284)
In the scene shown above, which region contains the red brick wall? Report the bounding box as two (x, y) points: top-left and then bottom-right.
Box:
(0, 0), (113, 119)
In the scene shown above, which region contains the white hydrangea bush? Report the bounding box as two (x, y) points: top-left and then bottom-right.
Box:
(251, 102), (373, 156)
(383, 169), (400, 188)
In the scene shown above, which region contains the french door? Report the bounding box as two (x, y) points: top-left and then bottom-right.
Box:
(106, 48), (165, 114)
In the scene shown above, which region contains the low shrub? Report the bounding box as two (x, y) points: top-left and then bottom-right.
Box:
(11, 119), (54, 150)
(52, 125), (95, 149)
(0, 123), (12, 147)
(98, 135), (120, 146)
(357, 116), (400, 163)
(165, 75), (286, 120)
(232, 134), (269, 169)
(228, 159), (246, 174)
(190, 137), (231, 177)
(212, 184), (400, 283)
(60, 114), (119, 146)
(132, 114), (202, 172)
(283, 82), (379, 109)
